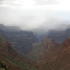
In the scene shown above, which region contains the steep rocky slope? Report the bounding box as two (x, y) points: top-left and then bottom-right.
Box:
(26, 42), (46, 62)
(0, 29), (38, 54)
(27, 37), (70, 70)
(0, 34), (39, 70)
(40, 37), (70, 70)
(27, 38), (63, 62)
(0, 24), (70, 70)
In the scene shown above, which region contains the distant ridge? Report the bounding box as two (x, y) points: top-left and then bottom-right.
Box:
(0, 24), (22, 32)
(47, 24), (70, 43)
(0, 28), (38, 54)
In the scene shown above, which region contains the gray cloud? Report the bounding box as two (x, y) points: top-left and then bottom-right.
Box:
(0, 0), (70, 31)
(0, 0), (58, 6)
(0, 0), (4, 4)
(0, 5), (70, 30)
(35, 0), (58, 5)
(0, 0), (4, 1)
(0, 0), (23, 6)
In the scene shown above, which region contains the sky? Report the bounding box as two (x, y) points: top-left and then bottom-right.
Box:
(0, 0), (70, 30)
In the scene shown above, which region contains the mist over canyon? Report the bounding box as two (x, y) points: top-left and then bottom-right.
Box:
(0, 0), (70, 70)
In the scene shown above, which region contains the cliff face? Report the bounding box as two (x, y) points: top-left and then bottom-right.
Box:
(0, 34), (38, 70)
(0, 34), (25, 59)
(27, 37), (70, 70)
(43, 38), (57, 49)
(42, 38), (64, 62)
(40, 37), (70, 70)
(0, 24), (70, 70)
(27, 38), (63, 62)
(0, 29), (38, 54)
(47, 30), (65, 43)
(62, 37), (70, 48)
(47, 28), (70, 43)
(0, 24), (38, 54)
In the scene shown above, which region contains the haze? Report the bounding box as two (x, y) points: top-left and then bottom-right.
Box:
(0, 0), (70, 30)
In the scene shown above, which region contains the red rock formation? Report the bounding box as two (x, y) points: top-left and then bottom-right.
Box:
(40, 37), (70, 70)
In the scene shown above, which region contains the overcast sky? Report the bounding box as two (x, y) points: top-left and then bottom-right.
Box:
(0, 0), (70, 30)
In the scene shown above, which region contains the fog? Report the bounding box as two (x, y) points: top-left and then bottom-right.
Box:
(0, 0), (70, 31)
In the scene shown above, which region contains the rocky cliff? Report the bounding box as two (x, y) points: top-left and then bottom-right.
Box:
(41, 37), (70, 70)
(0, 34), (38, 70)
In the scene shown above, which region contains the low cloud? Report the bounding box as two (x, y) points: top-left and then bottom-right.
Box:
(0, 0), (70, 31)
